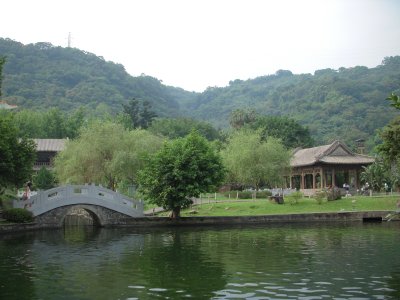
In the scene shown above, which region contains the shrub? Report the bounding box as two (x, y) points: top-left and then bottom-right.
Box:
(237, 191), (252, 199)
(286, 191), (303, 205)
(313, 190), (327, 205)
(254, 190), (272, 198)
(326, 187), (342, 201)
(3, 208), (34, 223)
(0, 189), (17, 210)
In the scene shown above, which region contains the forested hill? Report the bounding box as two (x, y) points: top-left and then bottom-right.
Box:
(1, 38), (399, 147)
(0, 38), (196, 117)
(182, 58), (400, 146)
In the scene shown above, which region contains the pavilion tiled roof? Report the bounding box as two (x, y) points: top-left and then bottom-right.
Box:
(34, 139), (66, 152)
(291, 140), (375, 167)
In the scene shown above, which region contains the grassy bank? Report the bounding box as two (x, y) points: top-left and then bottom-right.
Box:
(173, 195), (399, 217)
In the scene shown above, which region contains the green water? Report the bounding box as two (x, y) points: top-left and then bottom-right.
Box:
(0, 223), (399, 299)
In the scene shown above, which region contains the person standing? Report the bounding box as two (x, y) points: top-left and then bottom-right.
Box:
(22, 181), (32, 200)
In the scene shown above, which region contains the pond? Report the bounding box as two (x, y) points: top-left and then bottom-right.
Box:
(0, 222), (399, 299)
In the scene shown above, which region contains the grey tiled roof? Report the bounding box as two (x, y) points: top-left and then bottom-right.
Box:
(291, 140), (374, 167)
(320, 155), (375, 164)
(34, 139), (66, 152)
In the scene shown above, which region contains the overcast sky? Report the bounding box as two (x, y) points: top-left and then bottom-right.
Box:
(1, 0), (399, 92)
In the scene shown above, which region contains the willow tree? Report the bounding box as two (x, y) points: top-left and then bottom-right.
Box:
(54, 121), (163, 191)
(221, 130), (291, 190)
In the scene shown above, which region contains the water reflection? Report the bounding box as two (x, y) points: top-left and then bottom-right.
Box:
(0, 233), (36, 300)
(0, 223), (399, 299)
(121, 229), (227, 299)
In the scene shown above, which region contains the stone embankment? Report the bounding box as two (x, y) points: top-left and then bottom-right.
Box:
(112, 210), (390, 227)
(0, 211), (392, 233)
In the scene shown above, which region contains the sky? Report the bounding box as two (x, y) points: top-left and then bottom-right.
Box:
(1, 0), (400, 92)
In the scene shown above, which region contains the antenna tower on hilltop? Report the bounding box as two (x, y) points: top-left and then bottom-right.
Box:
(68, 32), (72, 48)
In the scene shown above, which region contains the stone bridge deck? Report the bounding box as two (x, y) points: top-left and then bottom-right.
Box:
(13, 185), (144, 225)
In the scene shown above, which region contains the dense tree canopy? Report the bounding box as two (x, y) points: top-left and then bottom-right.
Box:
(221, 130), (291, 190)
(6, 107), (87, 139)
(249, 115), (314, 149)
(138, 132), (225, 218)
(148, 117), (221, 141)
(0, 115), (36, 191)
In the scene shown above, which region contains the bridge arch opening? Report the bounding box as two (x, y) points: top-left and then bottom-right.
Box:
(63, 206), (101, 227)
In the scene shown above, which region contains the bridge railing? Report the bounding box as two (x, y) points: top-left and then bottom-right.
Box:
(13, 184), (144, 217)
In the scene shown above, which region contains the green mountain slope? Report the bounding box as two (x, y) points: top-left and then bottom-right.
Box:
(181, 60), (400, 146)
(0, 38), (196, 117)
(1, 38), (399, 148)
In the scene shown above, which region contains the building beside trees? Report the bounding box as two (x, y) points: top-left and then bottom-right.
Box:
(33, 139), (66, 171)
(288, 140), (374, 195)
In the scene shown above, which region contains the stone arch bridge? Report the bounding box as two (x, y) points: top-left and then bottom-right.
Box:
(13, 185), (143, 227)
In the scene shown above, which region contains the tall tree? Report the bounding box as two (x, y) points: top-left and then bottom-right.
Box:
(122, 98), (140, 128)
(121, 98), (157, 129)
(378, 116), (400, 164)
(65, 107), (87, 139)
(34, 167), (56, 190)
(43, 108), (66, 138)
(0, 115), (36, 192)
(138, 131), (225, 218)
(249, 115), (314, 149)
(229, 109), (256, 130)
(377, 91), (400, 191)
(139, 99), (158, 129)
(0, 56), (5, 98)
(386, 92), (400, 110)
(221, 130), (290, 190)
(360, 161), (388, 193)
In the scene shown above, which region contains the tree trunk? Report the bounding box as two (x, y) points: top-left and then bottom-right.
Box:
(170, 206), (181, 219)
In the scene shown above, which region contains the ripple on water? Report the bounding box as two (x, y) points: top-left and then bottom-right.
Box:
(314, 282), (333, 285)
(213, 290), (256, 299)
(281, 287), (328, 294)
(227, 282), (259, 287)
(373, 287), (397, 292)
(148, 287), (168, 292)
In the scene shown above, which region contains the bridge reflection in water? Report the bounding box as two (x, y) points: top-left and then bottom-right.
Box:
(64, 207), (97, 226)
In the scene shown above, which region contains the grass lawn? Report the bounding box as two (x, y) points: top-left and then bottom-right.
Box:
(173, 195), (399, 217)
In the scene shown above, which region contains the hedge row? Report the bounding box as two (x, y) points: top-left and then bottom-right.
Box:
(3, 208), (34, 223)
(223, 190), (272, 199)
